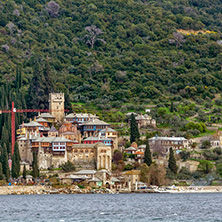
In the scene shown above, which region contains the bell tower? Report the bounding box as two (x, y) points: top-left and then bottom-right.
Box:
(49, 93), (64, 122)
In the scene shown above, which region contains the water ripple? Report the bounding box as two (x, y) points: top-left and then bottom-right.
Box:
(0, 193), (221, 222)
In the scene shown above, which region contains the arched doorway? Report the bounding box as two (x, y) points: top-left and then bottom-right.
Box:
(105, 182), (110, 189)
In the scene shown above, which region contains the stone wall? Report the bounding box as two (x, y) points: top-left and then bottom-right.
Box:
(38, 150), (67, 169)
(155, 159), (199, 173)
(178, 160), (199, 172)
(37, 143), (112, 170)
(67, 149), (95, 168)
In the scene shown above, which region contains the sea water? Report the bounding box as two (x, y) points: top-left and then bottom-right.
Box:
(0, 193), (221, 222)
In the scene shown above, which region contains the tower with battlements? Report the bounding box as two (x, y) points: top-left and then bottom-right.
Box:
(49, 93), (64, 122)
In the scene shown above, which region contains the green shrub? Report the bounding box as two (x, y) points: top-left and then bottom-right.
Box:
(78, 184), (85, 189)
(124, 164), (134, 171)
(60, 161), (75, 172)
(177, 167), (192, 180)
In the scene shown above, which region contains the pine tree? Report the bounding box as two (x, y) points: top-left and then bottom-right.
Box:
(144, 140), (152, 166)
(130, 114), (140, 143)
(0, 163), (3, 180)
(2, 143), (10, 181)
(23, 164), (26, 180)
(168, 147), (178, 174)
(32, 151), (39, 179)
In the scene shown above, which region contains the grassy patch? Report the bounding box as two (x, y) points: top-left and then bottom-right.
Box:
(71, 102), (86, 105)
(192, 129), (216, 138)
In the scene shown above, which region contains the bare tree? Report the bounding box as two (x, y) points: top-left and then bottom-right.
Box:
(46, 1), (60, 18)
(169, 32), (186, 48)
(6, 22), (16, 36)
(116, 71), (127, 83)
(2, 44), (9, 52)
(148, 164), (166, 186)
(150, 140), (165, 158)
(84, 25), (106, 49)
(13, 9), (20, 16)
(89, 60), (104, 74)
(113, 151), (123, 164)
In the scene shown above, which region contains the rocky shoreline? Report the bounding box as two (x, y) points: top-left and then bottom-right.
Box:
(1, 185), (222, 195)
(0, 185), (117, 195)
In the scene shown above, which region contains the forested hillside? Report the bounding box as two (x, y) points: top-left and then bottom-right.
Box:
(1, 0), (222, 109)
(2, 0), (222, 146)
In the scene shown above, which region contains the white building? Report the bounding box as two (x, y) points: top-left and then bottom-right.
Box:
(148, 136), (189, 152)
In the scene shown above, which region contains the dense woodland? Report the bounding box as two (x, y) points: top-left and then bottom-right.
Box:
(2, 0), (222, 150)
(1, 0), (222, 104)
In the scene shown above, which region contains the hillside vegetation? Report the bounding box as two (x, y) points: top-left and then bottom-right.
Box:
(1, 0), (222, 108)
(2, 0), (222, 145)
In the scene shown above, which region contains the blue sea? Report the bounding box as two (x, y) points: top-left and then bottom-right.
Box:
(0, 193), (221, 222)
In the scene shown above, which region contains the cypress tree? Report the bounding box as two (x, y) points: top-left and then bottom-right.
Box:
(144, 140), (152, 166)
(11, 143), (20, 179)
(2, 143), (10, 181)
(19, 66), (22, 89)
(170, 101), (174, 113)
(42, 60), (55, 108)
(0, 145), (2, 163)
(0, 163), (3, 180)
(43, 60), (54, 93)
(7, 116), (11, 154)
(32, 151), (39, 179)
(14, 142), (20, 177)
(27, 62), (45, 109)
(130, 114), (140, 143)
(11, 154), (17, 178)
(16, 65), (19, 90)
(65, 93), (72, 113)
(23, 164), (26, 180)
(1, 124), (9, 149)
(168, 147), (178, 174)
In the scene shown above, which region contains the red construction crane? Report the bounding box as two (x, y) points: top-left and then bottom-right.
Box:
(0, 101), (67, 155)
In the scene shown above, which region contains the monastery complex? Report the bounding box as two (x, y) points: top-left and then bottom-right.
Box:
(17, 93), (115, 171)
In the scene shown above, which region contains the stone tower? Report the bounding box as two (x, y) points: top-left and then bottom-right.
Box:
(49, 93), (64, 122)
